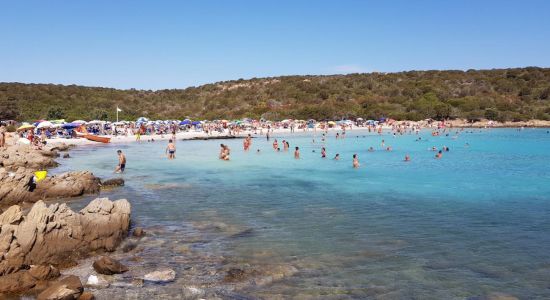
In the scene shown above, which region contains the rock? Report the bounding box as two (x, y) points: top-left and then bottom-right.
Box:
(0, 168), (101, 207)
(63, 154), (70, 158)
(132, 227), (145, 237)
(0, 146), (58, 170)
(0, 270), (37, 293)
(0, 198), (131, 276)
(85, 275), (110, 289)
(49, 143), (72, 152)
(92, 256), (128, 275)
(78, 292), (95, 300)
(143, 268), (176, 283)
(483, 292), (519, 300)
(182, 286), (205, 298)
(121, 241), (138, 253)
(29, 265), (61, 280)
(37, 275), (83, 300)
(224, 268), (245, 282)
(101, 178), (124, 187)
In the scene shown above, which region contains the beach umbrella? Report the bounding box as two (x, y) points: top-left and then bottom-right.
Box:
(180, 119), (191, 125)
(62, 123), (80, 129)
(50, 119), (66, 124)
(17, 124), (35, 131)
(36, 121), (54, 129)
(72, 120), (87, 124)
(88, 120), (105, 124)
(191, 121), (201, 125)
(327, 121), (336, 125)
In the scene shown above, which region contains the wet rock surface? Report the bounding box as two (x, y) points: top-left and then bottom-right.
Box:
(37, 275), (83, 300)
(100, 178), (124, 188)
(92, 257), (128, 275)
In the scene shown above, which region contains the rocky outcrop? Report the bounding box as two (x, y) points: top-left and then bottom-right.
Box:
(0, 168), (101, 207)
(0, 145), (59, 170)
(0, 198), (131, 280)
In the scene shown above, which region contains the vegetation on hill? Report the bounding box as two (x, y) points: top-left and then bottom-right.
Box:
(1, 67), (550, 122)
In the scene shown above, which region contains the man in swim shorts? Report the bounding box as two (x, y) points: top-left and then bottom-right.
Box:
(115, 150), (126, 173)
(166, 139), (176, 159)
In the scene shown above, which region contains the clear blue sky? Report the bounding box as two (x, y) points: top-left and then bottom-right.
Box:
(1, 0), (549, 90)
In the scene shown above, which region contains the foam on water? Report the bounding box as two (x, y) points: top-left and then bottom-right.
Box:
(55, 128), (550, 299)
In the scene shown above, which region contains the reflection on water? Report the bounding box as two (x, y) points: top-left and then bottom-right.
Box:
(56, 129), (550, 299)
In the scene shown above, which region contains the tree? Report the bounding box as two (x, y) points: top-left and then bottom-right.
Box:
(47, 107), (66, 120)
(0, 97), (19, 120)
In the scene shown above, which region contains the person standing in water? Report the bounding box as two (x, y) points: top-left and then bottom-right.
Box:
(115, 150), (126, 173)
(333, 153), (340, 160)
(166, 139), (176, 159)
(353, 154), (360, 168)
(321, 147), (326, 158)
(294, 147), (300, 159)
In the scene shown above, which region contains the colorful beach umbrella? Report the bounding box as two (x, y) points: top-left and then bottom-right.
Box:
(17, 124), (35, 131)
(36, 121), (54, 129)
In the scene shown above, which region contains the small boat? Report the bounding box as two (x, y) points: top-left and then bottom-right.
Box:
(84, 134), (111, 143)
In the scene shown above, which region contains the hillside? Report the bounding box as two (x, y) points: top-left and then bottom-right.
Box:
(1, 67), (550, 122)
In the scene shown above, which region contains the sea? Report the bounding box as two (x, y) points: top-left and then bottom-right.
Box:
(53, 128), (550, 299)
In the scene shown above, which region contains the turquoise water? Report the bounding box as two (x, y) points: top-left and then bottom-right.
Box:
(56, 129), (550, 299)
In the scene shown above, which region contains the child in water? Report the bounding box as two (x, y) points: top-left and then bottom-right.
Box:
(353, 154), (360, 168)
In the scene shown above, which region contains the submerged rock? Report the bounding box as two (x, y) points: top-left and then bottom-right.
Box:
(143, 268), (176, 283)
(92, 256), (128, 275)
(101, 178), (124, 187)
(132, 227), (145, 237)
(63, 153), (70, 158)
(85, 275), (110, 289)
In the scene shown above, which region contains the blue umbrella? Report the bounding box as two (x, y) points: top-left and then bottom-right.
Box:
(191, 121), (201, 125)
(180, 119), (191, 125)
(62, 123), (80, 129)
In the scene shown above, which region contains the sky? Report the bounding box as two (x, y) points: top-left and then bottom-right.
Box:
(1, 0), (549, 90)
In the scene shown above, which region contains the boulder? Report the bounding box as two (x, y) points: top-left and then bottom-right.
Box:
(63, 154), (70, 158)
(0, 169), (101, 207)
(92, 256), (128, 275)
(101, 178), (124, 187)
(37, 275), (83, 300)
(143, 268), (176, 283)
(0, 198), (131, 276)
(29, 265), (61, 280)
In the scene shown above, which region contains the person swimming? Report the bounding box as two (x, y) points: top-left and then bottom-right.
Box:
(368, 147), (374, 152)
(294, 147), (300, 159)
(334, 153), (340, 160)
(435, 150), (443, 159)
(404, 154), (411, 162)
(353, 154), (360, 168)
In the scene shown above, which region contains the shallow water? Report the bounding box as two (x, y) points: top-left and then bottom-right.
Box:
(55, 128), (550, 299)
